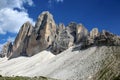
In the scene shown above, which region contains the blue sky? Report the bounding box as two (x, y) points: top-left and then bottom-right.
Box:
(0, 0), (120, 50)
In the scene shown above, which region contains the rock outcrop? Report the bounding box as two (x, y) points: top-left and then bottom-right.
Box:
(90, 28), (99, 39)
(26, 11), (57, 56)
(76, 24), (88, 43)
(0, 42), (12, 58)
(66, 22), (77, 41)
(8, 21), (33, 58)
(51, 29), (74, 54)
(80, 29), (120, 49)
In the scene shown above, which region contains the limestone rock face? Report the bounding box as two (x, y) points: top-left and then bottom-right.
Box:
(0, 42), (12, 58)
(76, 24), (88, 43)
(85, 28), (99, 46)
(51, 29), (74, 54)
(26, 11), (57, 56)
(66, 22), (77, 42)
(56, 23), (65, 34)
(94, 30), (120, 46)
(9, 22), (33, 58)
(81, 29), (120, 49)
(90, 28), (99, 39)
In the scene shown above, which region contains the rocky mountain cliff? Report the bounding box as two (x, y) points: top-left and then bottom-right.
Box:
(0, 11), (120, 80)
(0, 11), (120, 59)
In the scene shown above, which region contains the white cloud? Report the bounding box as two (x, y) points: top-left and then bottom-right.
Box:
(0, 0), (34, 10)
(0, 0), (34, 34)
(0, 44), (3, 51)
(0, 42), (6, 52)
(0, 27), (6, 34)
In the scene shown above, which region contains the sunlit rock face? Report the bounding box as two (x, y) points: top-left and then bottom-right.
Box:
(8, 21), (33, 58)
(26, 11), (57, 56)
(90, 28), (99, 39)
(76, 24), (88, 43)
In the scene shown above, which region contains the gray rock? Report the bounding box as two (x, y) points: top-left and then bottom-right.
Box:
(90, 28), (99, 39)
(94, 30), (120, 46)
(56, 23), (65, 34)
(0, 42), (13, 58)
(76, 24), (88, 43)
(66, 22), (77, 38)
(80, 30), (120, 49)
(26, 11), (57, 56)
(86, 28), (99, 46)
(51, 29), (74, 54)
(8, 21), (33, 58)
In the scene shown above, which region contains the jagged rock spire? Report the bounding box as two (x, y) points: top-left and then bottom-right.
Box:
(8, 21), (33, 58)
(0, 42), (12, 58)
(26, 11), (57, 56)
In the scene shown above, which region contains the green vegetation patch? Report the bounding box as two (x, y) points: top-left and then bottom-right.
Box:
(0, 75), (58, 80)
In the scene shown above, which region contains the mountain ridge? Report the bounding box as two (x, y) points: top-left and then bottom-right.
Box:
(0, 11), (120, 59)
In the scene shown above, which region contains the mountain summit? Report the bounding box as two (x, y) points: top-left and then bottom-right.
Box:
(0, 11), (120, 59)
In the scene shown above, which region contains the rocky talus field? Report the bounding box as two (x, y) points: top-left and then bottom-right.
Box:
(0, 11), (120, 80)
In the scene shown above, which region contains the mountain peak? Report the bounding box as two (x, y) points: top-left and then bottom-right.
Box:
(0, 11), (120, 59)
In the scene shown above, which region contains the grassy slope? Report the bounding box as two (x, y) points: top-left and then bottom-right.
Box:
(0, 76), (58, 80)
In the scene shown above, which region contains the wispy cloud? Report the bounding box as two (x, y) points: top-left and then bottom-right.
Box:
(48, 0), (64, 8)
(0, 0), (35, 34)
(56, 0), (64, 3)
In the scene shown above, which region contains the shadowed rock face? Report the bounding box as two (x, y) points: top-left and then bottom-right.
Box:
(51, 29), (74, 54)
(81, 29), (120, 49)
(66, 22), (77, 40)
